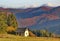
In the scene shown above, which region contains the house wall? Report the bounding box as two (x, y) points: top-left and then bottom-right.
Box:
(16, 32), (24, 36)
(24, 29), (29, 37)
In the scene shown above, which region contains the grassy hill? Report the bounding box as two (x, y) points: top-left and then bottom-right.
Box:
(0, 34), (60, 41)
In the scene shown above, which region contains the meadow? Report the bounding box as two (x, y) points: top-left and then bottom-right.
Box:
(0, 34), (60, 41)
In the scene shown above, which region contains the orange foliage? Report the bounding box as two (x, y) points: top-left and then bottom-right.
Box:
(6, 26), (15, 32)
(29, 31), (36, 37)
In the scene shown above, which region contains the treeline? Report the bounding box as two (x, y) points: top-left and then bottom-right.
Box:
(32, 29), (56, 37)
(0, 11), (18, 34)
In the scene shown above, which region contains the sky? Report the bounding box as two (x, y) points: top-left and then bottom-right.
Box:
(0, 0), (60, 8)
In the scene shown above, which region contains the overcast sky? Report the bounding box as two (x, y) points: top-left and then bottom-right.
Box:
(0, 0), (60, 8)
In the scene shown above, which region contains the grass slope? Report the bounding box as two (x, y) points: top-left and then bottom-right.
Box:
(0, 34), (60, 41)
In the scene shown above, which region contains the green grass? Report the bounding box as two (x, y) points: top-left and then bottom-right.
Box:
(0, 34), (60, 41)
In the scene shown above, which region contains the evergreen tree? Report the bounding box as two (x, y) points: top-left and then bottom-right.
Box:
(0, 11), (18, 34)
(0, 11), (7, 34)
(7, 13), (18, 32)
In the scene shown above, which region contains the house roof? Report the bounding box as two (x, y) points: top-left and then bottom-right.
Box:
(16, 28), (27, 33)
(16, 28), (36, 37)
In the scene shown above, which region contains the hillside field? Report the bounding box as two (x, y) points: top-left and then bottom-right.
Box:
(0, 34), (60, 41)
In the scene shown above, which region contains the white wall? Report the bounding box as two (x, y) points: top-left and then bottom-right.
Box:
(24, 29), (29, 37)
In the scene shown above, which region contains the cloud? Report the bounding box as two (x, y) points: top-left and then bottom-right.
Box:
(47, 3), (55, 7)
(0, 0), (60, 8)
(47, 1), (60, 7)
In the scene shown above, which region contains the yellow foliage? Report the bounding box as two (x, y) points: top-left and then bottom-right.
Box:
(6, 26), (15, 32)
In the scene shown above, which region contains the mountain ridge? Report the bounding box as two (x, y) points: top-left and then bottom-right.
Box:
(0, 6), (60, 35)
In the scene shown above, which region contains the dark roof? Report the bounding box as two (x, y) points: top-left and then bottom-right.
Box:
(16, 28), (27, 33)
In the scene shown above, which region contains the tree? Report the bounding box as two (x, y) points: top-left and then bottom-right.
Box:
(32, 30), (41, 37)
(0, 11), (18, 34)
(0, 11), (8, 34)
(40, 30), (49, 37)
(7, 13), (18, 32)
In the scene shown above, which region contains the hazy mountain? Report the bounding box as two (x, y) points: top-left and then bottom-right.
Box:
(0, 5), (60, 35)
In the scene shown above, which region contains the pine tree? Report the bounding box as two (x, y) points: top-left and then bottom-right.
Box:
(7, 13), (18, 32)
(0, 11), (7, 34)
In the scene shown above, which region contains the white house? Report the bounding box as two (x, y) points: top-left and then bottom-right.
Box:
(24, 28), (29, 37)
(16, 28), (29, 37)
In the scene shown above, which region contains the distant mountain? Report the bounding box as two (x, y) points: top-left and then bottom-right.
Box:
(0, 5), (60, 35)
